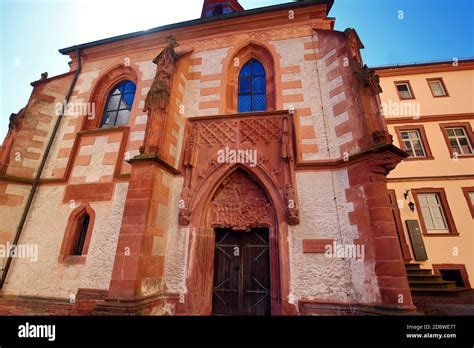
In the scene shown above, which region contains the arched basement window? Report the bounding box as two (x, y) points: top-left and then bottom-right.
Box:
(238, 59), (266, 113)
(100, 80), (136, 128)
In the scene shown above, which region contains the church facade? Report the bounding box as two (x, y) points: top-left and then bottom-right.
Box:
(0, 0), (415, 315)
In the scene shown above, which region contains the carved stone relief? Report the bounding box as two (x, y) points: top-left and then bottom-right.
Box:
(210, 169), (273, 231)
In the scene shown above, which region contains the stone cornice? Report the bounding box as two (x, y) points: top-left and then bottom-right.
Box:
(129, 154), (181, 176)
(384, 113), (474, 124)
(374, 59), (474, 77)
(295, 143), (408, 171)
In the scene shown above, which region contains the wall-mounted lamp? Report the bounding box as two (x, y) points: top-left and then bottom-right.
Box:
(403, 189), (415, 212)
(404, 190), (410, 200)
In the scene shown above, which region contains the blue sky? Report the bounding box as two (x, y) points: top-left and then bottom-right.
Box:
(1, 0), (473, 140)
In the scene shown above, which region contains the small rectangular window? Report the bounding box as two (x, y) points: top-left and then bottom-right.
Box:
(395, 82), (414, 99)
(417, 193), (448, 233)
(445, 127), (473, 155)
(427, 78), (448, 97)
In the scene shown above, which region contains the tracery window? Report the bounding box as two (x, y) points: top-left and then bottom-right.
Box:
(59, 204), (95, 263)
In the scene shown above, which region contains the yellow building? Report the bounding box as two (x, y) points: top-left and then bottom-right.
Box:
(375, 58), (474, 292)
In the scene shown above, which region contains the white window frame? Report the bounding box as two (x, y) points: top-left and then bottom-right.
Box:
(428, 79), (447, 97)
(446, 127), (473, 155)
(418, 193), (449, 233)
(395, 82), (413, 99)
(400, 130), (426, 157)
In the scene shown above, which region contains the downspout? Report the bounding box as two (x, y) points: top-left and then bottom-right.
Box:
(0, 48), (82, 289)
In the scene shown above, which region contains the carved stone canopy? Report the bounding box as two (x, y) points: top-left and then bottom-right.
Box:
(178, 111), (300, 227)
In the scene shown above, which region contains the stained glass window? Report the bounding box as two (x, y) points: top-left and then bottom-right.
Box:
(238, 59), (266, 112)
(101, 80), (136, 128)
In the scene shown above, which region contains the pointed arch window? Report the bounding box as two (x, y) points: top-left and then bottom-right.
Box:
(238, 59), (266, 113)
(59, 204), (95, 264)
(73, 212), (90, 256)
(100, 80), (136, 128)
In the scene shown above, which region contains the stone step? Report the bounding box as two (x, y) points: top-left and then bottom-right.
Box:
(408, 274), (444, 282)
(408, 280), (457, 289)
(404, 263), (467, 296)
(406, 269), (434, 276)
(405, 263), (423, 270)
(411, 287), (468, 297)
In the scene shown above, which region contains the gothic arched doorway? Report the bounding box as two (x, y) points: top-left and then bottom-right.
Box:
(209, 169), (273, 316)
(178, 163), (296, 316)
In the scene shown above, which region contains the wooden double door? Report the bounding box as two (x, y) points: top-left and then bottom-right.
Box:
(212, 228), (271, 316)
